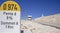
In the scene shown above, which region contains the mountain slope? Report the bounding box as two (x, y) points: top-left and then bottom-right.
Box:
(35, 14), (60, 28)
(21, 20), (60, 33)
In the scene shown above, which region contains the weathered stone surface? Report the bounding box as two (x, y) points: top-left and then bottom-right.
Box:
(35, 14), (60, 28)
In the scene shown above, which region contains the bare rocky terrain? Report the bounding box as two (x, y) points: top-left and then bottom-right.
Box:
(35, 14), (60, 29)
(21, 20), (60, 33)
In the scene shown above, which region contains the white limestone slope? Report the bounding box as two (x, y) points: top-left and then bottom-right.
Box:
(35, 14), (60, 28)
(21, 20), (60, 33)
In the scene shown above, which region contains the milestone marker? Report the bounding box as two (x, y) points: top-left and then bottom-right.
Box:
(0, 0), (21, 33)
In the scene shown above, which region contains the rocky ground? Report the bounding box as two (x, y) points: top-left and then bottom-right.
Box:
(21, 20), (60, 33)
(35, 14), (60, 29)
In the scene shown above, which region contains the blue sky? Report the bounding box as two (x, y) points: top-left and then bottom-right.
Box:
(0, 0), (60, 19)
